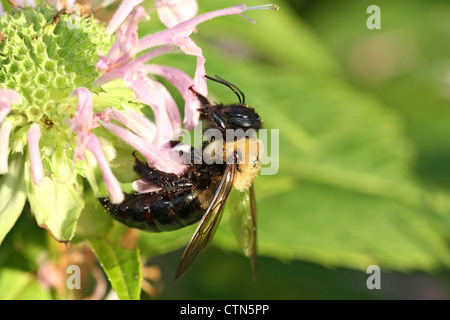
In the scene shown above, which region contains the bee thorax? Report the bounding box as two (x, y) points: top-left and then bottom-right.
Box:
(204, 137), (263, 192)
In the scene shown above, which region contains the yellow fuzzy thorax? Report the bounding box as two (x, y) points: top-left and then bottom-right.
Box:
(203, 137), (263, 191)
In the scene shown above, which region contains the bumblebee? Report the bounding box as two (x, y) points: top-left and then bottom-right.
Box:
(100, 75), (263, 279)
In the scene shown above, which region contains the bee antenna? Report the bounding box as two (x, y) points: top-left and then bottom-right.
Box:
(205, 75), (246, 104)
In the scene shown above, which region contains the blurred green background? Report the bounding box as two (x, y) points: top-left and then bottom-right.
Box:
(2, 0), (450, 299)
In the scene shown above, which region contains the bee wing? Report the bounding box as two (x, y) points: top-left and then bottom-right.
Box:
(175, 164), (236, 280)
(229, 184), (257, 279)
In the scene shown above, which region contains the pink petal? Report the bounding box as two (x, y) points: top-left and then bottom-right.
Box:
(154, 0), (199, 28)
(124, 70), (180, 147)
(0, 89), (22, 123)
(99, 6), (148, 71)
(172, 36), (207, 116)
(145, 64), (202, 130)
(99, 0), (117, 8)
(48, 0), (75, 10)
(96, 45), (172, 86)
(0, 120), (12, 174)
(132, 179), (161, 193)
(183, 90), (201, 130)
(70, 88), (97, 159)
(71, 88), (94, 125)
(94, 66), (125, 86)
(27, 123), (44, 187)
(111, 109), (157, 142)
(139, 4), (247, 50)
(106, 0), (145, 34)
(100, 120), (187, 174)
(66, 0), (75, 8)
(85, 134), (124, 204)
(15, 0), (36, 6)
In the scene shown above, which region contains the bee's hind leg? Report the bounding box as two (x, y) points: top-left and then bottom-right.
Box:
(132, 152), (193, 192)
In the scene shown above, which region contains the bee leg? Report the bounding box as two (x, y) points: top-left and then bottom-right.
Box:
(209, 109), (228, 130)
(132, 154), (194, 192)
(133, 156), (176, 184)
(188, 85), (211, 109)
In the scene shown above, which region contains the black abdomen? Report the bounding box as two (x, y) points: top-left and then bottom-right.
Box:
(99, 189), (205, 232)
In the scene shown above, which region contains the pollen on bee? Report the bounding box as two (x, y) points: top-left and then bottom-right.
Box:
(232, 138), (263, 191)
(201, 134), (263, 191)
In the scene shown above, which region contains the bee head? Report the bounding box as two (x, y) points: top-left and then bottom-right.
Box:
(214, 104), (262, 131)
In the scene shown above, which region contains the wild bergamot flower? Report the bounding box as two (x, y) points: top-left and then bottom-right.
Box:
(0, 0), (277, 244)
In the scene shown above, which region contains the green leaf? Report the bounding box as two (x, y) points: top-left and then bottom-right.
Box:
(72, 188), (113, 241)
(26, 175), (84, 241)
(0, 154), (27, 245)
(25, 155), (84, 242)
(88, 239), (141, 300)
(138, 224), (196, 258)
(0, 268), (51, 300)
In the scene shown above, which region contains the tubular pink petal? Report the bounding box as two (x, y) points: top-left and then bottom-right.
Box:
(173, 37), (207, 96)
(155, 0), (199, 28)
(99, 6), (149, 73)
(85, 134), (124, 204)
(139, 4), (247, 50)
(94, 67), (124, 87)
(100, 120), (187, 174)
(27, 123), (44, 187)
(106, 0), (145, 34)
(71, 88), (93, 121)
(193, 54), (207, 96)
(0, 89), (22, 123)
(132, 179), (162, 194)
(145, 64), (192, 94)
(65, 0), (75, 7)
(0, 120), (12, 174)
(0, 3), (4, 17)
(70, 89), (124, 203)
(70, 88), (93, 132)
(96, 5), (150, 92)
(99, 0), (117, 8)
(114, 5), (148, 54)
(48, 0), (62, 10)
(133, 45), (175, 66)
(183, 92), (201, 130)
(69, 88), (100, 160)
(111, 109), (157, 142)
(124, 71), (180, 147)
(95, 45), (173, 86)
(144, 64), (202, 130)
(48, 0), (73, 10)
(15, 0), (36, 6)
(100, 120), (156, 160)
